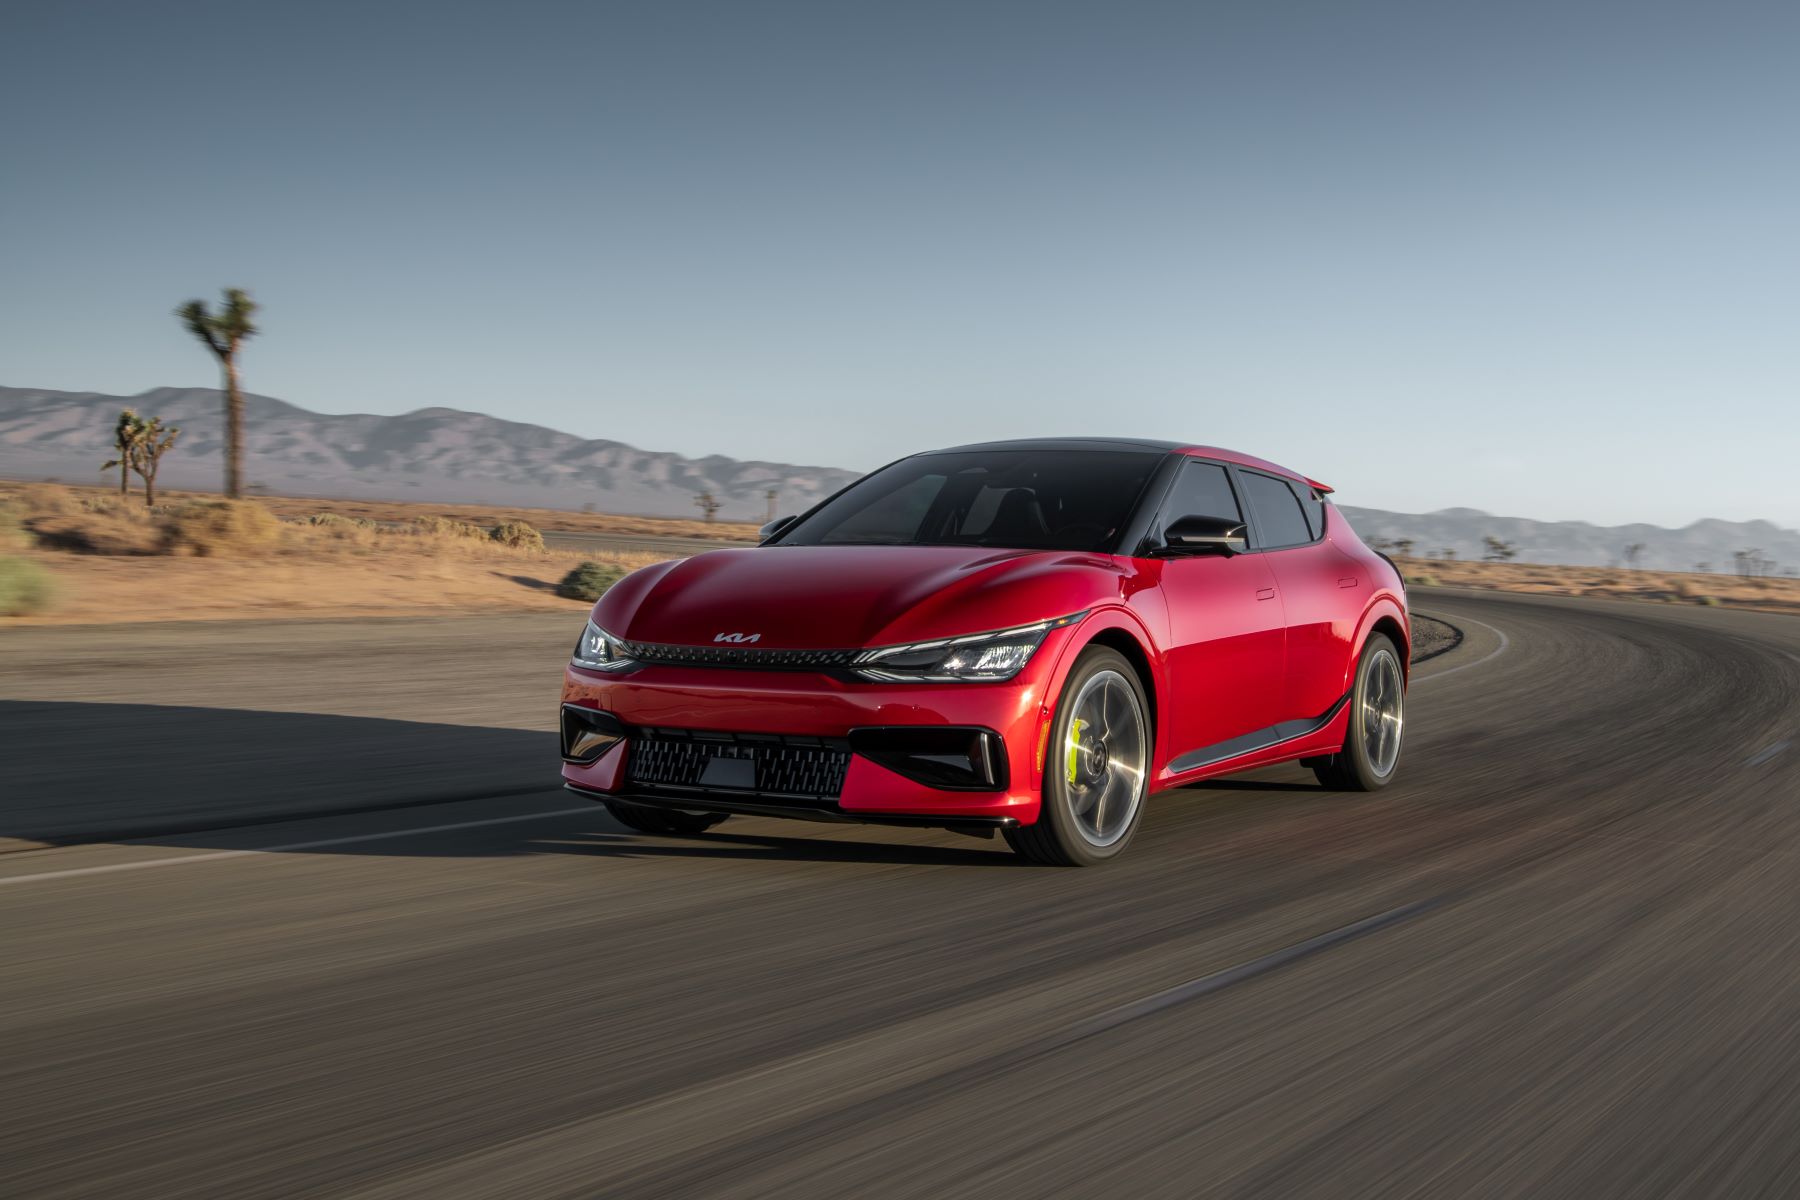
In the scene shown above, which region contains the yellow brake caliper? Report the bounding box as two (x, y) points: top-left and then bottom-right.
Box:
(1066, 717), (1087, 785)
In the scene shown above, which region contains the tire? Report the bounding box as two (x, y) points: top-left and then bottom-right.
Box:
(1312, 633), (1405, 791)
(603, 799), (730, 837)
(1004, 647), (1151, 866)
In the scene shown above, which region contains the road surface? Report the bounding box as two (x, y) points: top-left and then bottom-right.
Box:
(2, 589), (1798, 1198)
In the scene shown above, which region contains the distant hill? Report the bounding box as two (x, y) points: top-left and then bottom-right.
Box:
(0, 386), (860, 521)
(1335, 505), (1800, 575)
(3, 384), (1796, 573)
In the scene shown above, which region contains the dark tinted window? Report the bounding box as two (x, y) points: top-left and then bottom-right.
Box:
(1160, 461), (1243, 527)
(777, 450), (1160, 552)
(1293, 481), (1326, 539)
(1241, 471), (1313, 548)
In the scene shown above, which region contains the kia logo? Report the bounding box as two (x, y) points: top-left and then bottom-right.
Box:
(713, 632), (762, 644)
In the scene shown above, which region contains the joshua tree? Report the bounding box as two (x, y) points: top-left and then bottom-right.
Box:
(1694, 562), (1712, 574)
(131, 417), (181, 506)
(102, 409), (147, 496)
(1622, 542), (1646, 568)
(694, 490), (722, 522)
(176, 287), (260, 498)
(1481, 536), (1519, 562)
(1392, 538), (1415, 557)
(764, 486), (779, 524)
(1441, 548), (1458, 561)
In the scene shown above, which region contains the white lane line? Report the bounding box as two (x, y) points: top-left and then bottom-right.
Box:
(1746, 741), (1791, 768)
(0, 806), (595, 888)
(1412, 614), (1511, 684)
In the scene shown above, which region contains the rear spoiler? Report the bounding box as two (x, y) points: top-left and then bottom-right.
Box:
(1305, 476), (1334, 495)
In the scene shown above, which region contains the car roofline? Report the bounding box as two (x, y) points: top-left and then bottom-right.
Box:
(913, 438), (1331, 494)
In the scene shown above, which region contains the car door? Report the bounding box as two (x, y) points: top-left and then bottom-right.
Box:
(1151, 460), (1288, 768)
(1236, 468), (1357, 724)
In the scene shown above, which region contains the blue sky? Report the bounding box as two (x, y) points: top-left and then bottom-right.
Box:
(3, 1), (1796, 526)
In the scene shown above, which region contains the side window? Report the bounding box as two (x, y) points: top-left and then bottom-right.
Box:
(1290, 481), (1326, 539)
(1159, 461), (1243, 528)
(1240, 471), (1313, 548)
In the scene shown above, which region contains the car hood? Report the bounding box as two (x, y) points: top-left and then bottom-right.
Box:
(593, 544), (1121, 649)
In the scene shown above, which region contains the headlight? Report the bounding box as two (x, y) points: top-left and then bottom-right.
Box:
(853, 612), (1086, 682)
(571, 619), (634, 671)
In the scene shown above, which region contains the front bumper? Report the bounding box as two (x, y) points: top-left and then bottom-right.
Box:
(560, 658), (1058, 827)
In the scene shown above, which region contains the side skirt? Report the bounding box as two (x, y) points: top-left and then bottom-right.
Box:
(1166, 692), (1351, 776)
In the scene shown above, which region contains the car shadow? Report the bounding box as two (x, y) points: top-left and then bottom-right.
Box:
(0, 700), (1014, 865)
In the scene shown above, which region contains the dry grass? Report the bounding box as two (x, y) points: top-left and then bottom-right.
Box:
(1, 478), (762, 542)
(1398, 556), (1800, 615)
(0, 481), (674, 623)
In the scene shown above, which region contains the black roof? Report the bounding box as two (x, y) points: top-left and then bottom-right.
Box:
(926, 437), (1186, 455)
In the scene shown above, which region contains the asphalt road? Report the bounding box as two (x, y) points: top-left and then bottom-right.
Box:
(3, 589), (1799, 1198)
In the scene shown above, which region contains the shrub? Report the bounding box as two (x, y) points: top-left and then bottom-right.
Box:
(1407, 572), (1440, 588)
(26, 507), (165, 554)
(9, 483), (83, 518)
(556, 560), (629, 601)
(163, 499), (281, 557)
(407, 515), (488, 540)
(0, 556), (56, 616)
(488, 520), (545, 550)
(0, 503), (26, 552)
(306, 512), (379, 530)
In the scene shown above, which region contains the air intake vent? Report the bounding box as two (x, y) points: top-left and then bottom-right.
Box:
(627, 729), (852, 800)
(620, 641), (859, 670)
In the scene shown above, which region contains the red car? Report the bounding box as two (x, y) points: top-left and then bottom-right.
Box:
(562, 439), (1408, 865)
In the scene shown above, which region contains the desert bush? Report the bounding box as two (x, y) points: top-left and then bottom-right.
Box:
(0, 556), (56, 616)
(26, 507), (165, 554)
(163, 499), (281, 557)
(488, 520), (545, 551)
(406, 515), (488, 540)
(556, 560), (629, 601)
(0, 502), (26, 552)
(306, 512), (379, 530)
(9, 483), (83, 518)
(1696, 595), (1721, 606)
(1406, 572), (1440, 588)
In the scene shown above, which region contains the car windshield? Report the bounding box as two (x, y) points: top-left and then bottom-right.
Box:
(773, 449), (1162, 552)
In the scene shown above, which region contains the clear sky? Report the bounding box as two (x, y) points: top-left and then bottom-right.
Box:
(3, 1), (1796, 527)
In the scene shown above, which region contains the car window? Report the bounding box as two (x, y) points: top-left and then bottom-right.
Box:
(815, 473), (944, 544)
(779, 449), (1162, 552)
(1241, 471), (1314, 548)
(1160, 461), (1242, 527)
(1290, 480), (1326, 539)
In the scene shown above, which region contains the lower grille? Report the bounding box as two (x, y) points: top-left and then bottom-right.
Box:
(626, 729), (851, 801)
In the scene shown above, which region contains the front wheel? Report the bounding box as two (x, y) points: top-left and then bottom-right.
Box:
(603, 800), (730, 837)
(1312, 633), (1405, 791)
(1004, 647), (1151, 866)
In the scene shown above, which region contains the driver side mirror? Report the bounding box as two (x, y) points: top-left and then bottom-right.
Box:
(1157, 515), (1248, 557)
(759, 515), (797, 543)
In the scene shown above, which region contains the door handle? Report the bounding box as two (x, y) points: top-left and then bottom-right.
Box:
(1255, 587), (1276, 601)
(1338, 577), (1359, 589)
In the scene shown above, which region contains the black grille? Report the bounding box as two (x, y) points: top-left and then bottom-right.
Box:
(619, 641), (859, 670)
(626, 729), (851, 800)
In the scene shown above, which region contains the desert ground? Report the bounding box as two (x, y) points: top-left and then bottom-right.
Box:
(4, 478), (1798, 624)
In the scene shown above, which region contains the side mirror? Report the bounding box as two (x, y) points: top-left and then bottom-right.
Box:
(759, 515), (797, 543)
(1158, 515), (1248, 557)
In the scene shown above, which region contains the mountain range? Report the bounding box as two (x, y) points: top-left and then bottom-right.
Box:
(2, 384), (1795, 574)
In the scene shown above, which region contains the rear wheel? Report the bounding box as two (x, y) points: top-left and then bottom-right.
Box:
(603, 800), (730, 837)
(1004, 647), (1150, 866)
(1312, 633), (1405, 791)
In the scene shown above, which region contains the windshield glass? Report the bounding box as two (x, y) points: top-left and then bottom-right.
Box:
(774, 449), (1162, 552)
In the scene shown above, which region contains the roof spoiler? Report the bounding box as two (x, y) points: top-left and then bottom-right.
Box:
(1304, 476), (1334, 495)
